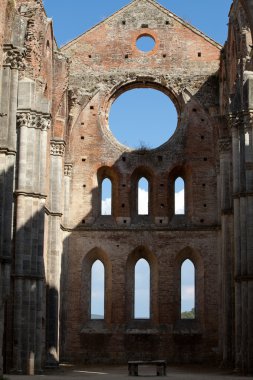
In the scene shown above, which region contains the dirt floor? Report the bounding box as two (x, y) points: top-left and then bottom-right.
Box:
(4, 363), (252, 379)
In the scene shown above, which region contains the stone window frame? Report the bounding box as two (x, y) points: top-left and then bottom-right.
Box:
(126, 246), (158, 323)
(81, 248), (112, 324)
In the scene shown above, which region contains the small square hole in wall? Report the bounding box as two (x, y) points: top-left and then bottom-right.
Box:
(82, 219), (86, 224)
(82, 158), (86, 162)
(141, 23), (149, 28)
(163, 54), (167, 58)
(122, 20), (126, 25)
(202, 183), (206, 188)
(201, 136), (205, 140)
(160, 219), (163, 224)
(201, 118), (205, 122)
(81, 122), (84, 125)
(204, 157), (207, 161)
(90, 105), (94, 110)
(198, 52), (202, 57)
(125, 54), (129, 59)
(122, 157), (126, 162)
(122, 184), (126, 187)
(160, 204), (165, 208)
(160, 184), (164, 187)
(83, 184), (86, 188)
(204, 204), (207, 208)
(192, 108), (197, 112)
(123, 220), (127, 224)
(158, 155), (163, 162)
(88, 55), (92, 58)
(122, 204), (125, 208)
(165, 20), (170, 25)
(200, 219), (204, 223)
(81, 136), (84, 140)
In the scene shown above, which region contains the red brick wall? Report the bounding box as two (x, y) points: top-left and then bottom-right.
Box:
(60, 0), (222, 364)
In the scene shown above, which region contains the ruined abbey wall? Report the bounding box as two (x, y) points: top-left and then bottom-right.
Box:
(59, 0), (222, 363)
(0, 0), (253, 375)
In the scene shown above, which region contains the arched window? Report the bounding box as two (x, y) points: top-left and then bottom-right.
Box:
(175, 177), (185, 215)
(91, 260), (105, 319)
(101, 178), (112, 215)
(134, 259), (150, 319)
(138, 177), (149, 215)
(181, 259), (195, 319)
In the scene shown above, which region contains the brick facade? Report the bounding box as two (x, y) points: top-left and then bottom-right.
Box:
(0, 0), (253, 375)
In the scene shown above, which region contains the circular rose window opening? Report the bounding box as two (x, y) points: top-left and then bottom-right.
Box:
(136, 35), (156, 52)
(109, 88), (178, 150)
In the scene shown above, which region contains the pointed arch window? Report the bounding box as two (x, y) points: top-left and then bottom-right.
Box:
(181, 259), (195, 319)
(138, 177), (149, 215)
(175, 177), (185, 215)
(134, 259), (150, 319)
(91, 260), (105, 319)
(101, 178), (112, 215)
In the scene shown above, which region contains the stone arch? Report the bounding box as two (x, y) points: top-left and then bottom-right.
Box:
(174, 247), (204, 323)
(126, 245), (158, 322)
(81, 247), (112, 324)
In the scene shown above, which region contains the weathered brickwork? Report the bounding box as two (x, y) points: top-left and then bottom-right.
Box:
(0, 0), (253, 376)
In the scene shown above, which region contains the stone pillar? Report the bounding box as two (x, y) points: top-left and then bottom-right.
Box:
(230, 111), (253, 374)
(243, 112), (253, 374)
(45, 140), (65, 367)
(218, 136), (234, 366)
(0, 44), (25, 376)
(231, 117), (242, 372)
(13, 109), (51, 374)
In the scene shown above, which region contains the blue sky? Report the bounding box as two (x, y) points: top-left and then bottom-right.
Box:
(43, 0), (231, 47)
(43, 0), (231, 315)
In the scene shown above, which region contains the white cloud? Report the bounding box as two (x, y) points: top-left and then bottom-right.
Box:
(181, 285), (195, 301)
(138, 187), (149, 215)
(102, 188), (184, 215)
(175, 189), (185, 215)
(102, 197), (112, 215)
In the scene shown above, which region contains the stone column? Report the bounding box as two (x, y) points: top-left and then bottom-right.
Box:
(13, 110), (51, 374)
(0, 44), (25, 376)
(243, 112), (253, 374)
(218, 136), (234, 366)
(230, 110), (253, 374)
(230, 116), (242, 372)
(45, 140), (65, 367)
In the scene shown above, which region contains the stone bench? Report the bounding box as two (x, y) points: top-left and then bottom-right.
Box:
(128, 360), (166, 376)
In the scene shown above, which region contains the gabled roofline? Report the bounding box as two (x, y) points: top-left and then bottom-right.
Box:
(61, 0), (222, 51)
